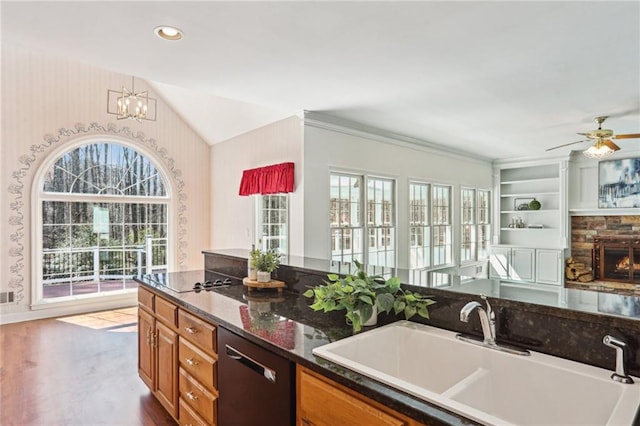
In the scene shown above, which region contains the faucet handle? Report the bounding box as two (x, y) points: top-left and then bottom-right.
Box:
(480, 294), (494, 318)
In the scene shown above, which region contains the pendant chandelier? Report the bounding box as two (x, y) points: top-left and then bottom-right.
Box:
(107, 76), (157, 122)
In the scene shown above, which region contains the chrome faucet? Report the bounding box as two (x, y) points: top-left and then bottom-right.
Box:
(460, 294), (496, 345)
(603, 335), (634, 384)
(457, 294), (530, 356)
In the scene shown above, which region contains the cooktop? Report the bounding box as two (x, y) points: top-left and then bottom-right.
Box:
(146, 270), (238, 293)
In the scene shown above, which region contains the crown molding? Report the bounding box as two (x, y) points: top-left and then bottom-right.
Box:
(302, 110), (493, 166)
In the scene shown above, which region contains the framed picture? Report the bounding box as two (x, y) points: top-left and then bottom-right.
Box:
(598, 157), (640, 208)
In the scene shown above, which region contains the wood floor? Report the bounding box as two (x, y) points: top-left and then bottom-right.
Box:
(0, 308), (177, 426)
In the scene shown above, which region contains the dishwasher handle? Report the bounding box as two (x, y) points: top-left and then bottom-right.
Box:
(225, 344), (277, 384)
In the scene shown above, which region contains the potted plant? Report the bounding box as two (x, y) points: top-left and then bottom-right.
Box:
(303, 260), (435, 332)
(248, 246), (261, 280)
(250, 249), (281, 282)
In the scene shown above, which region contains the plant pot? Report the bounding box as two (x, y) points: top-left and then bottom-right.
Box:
(256, 271), (271, 283)
(363, 304), (378, 326)
(247, 262), (258, 280)
(357, 304), (378, 327)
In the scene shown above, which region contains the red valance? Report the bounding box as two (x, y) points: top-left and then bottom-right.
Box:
(238, 162), (295, 196)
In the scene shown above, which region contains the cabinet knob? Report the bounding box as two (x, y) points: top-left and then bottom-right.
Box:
(185, 391), (199, 401)
(185, 327), (198, 334)
(184, 358), (199, 367)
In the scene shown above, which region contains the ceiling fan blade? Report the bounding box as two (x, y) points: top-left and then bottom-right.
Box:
(602, 140), (621, 151)
(612, 133), (640, 139)
(545, 140), (589, 151)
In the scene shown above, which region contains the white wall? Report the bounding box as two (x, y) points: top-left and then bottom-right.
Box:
(568, 148), (640, 212)
(210, 116), (304, 255)
(1, 46), (211, 321)
(302, 124), (493, 267)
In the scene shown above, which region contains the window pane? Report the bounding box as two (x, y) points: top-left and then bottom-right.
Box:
(40, 143), (169, 301)
(409, 182), (431, 270)
(42, 143), (167, 197)
(257, 195), (288, 255)
(432, 185), (451, 266)
(330, 173), (364, 262)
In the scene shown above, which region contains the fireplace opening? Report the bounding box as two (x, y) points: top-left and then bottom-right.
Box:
(593, 237), (640, 284)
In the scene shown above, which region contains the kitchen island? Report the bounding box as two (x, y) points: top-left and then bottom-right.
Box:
(135, 270), (476, 425)
(135, 249), (640, 425)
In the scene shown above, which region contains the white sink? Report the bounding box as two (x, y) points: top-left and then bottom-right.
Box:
(312, 321), (640, 426)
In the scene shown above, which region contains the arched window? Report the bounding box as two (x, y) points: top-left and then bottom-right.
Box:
(34, 140), (170, 304)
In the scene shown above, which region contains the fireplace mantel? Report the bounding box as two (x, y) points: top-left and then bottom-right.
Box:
(570, 208), (639, 216)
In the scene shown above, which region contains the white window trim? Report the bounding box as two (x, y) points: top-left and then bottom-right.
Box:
(329, 170), (398, 267)
(408, 180), (431, 270)
(31, 135), (175, 311)
(408, 180), (455, 271)
(460, 186), (492, 265)
(255, 194), (289, 255)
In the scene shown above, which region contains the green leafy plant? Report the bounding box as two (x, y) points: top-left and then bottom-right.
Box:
(250, 248), (281, 273)
(303, 260), (435, 332)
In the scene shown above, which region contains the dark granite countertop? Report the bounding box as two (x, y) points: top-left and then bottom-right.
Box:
(135, 271), (480, 426)
(202, 249), (640, 322)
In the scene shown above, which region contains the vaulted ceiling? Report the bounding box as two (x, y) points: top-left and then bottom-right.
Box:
(3, 1), (639, 161)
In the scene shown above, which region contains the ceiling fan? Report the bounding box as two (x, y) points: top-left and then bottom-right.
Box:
(546, 116), (640, 159)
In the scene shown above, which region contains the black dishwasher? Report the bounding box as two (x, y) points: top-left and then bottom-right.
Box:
(218, 327), (295, 426)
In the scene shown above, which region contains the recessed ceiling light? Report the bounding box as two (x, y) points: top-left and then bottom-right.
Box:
(154, 26), (183, 41)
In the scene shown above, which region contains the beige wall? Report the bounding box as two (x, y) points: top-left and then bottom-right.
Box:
(1, 46), (211, 320)
(210, 116), (304, 255)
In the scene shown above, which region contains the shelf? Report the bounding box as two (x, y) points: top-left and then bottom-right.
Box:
(501, 191), (559, 198)
(501, 209), (558, 214)
(501, 177), (559, 185)
(569, 208), (640, 216)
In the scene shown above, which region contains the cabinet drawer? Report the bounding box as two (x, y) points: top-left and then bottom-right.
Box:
(178, 309), (216, 354)
(179, 368), (217, 425)
(156, 296), (178, 328)
(138, 287), (154, 312)
(179, 337), (217, 390)
(179, 397), (209, 426)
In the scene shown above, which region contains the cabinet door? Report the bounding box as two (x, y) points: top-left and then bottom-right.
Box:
(155, 321), (179, 418)
(489, 247), (511, 279)
(138, 308), (155, 389)
(297, 367), (415, 426)
(511, 248), (535, 282)
(536, 249), (562, 285)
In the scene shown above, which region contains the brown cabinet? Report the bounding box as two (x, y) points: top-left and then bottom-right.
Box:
(138, 287), (179, 418)
(297, 366), (425, 426)
(138, 287), (219, 426)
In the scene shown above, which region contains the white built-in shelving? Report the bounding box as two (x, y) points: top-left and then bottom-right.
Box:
(491, 160), (568, 285)
(495, 162), (567, 248)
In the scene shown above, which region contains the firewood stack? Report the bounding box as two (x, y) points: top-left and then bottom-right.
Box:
(565, 257), (594, 282)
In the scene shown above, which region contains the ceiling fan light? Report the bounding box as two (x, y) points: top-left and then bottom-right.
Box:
(583, 144), (615, 159)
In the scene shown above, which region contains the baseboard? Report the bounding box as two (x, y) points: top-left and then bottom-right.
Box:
(0, 295), (138, 325)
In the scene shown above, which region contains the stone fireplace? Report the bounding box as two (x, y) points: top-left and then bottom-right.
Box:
(570, 215), (640, 295)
